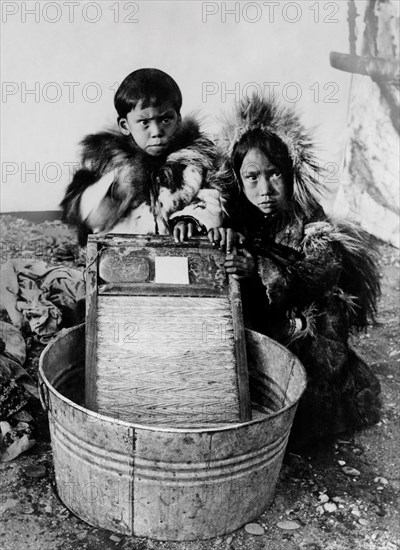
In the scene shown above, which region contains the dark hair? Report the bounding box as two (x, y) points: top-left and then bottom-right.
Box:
(114, 68), (182, 120)
(231, 128), (293, 191)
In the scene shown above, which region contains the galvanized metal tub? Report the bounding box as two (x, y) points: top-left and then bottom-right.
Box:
(38, 323), (306, 541)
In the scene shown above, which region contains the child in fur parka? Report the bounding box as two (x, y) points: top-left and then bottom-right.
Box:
(60, 68), (225, 245)
(217, 96), (382, 448)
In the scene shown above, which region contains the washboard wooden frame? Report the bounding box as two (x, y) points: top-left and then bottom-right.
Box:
(85, 234), (251, 425)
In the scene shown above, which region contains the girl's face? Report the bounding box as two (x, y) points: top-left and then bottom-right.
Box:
(239, 148), (290, 215)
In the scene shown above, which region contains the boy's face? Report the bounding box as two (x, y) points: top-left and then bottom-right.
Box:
(118, 100), (181, 156)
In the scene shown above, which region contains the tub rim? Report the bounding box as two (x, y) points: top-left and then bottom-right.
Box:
(38, 323), (307, 434)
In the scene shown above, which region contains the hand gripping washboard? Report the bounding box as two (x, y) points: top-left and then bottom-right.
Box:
(85, 235), (251, 426)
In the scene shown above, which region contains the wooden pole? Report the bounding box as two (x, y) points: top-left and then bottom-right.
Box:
(330, 51), (400, 82)
(229, 276), (252, 422)
(85, 238), (99, 411)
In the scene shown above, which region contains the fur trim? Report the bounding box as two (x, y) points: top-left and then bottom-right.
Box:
(302, 219), (381, 328)
(219, 95), (322, 218)
(287, 304), (319, 345)
(60, 169), (98, 245)
(158, 166), (202, 215)
(332, 287), (360, 318)
(60, 116), (221, 244)
(169, 188), (223, 230)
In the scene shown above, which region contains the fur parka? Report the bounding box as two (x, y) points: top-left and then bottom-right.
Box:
(219, 96), (382, 446)
(61, 117), (225, 245)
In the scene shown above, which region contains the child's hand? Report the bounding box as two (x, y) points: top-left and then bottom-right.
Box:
(208, 228), (245, 254)
(224, 248), (257, 280)
(173, 220), (199, 243)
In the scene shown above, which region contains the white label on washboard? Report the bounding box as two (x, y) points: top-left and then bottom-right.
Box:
(155, 256), (189, 284)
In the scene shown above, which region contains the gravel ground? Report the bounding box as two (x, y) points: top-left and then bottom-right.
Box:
(0, 215), (399, 550)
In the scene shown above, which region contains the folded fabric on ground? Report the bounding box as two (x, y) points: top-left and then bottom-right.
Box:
(0, 321), (39, 420)
(0, 259), (85, 337)
(0, 354), (30, 420)
(0, 320), (26, 365)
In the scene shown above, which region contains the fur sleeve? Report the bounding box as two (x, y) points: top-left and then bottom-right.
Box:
(158, 119), (226, 226)
(60, 131), (151, 245)
(257, 239), (342, 311)
(169, 188), (224, 231)
(257, 220), (381, 331)
(59, 168), (99, 245)
(302, 220), (381, 328)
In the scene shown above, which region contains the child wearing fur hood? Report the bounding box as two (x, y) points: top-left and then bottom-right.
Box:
(217, 95), (382, 448)
(61, 68), (225, 245)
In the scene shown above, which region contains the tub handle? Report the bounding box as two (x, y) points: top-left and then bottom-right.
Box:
(39, 379), (50, 412)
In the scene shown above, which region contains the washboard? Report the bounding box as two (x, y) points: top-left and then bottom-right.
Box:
(85, 234), (251, 426)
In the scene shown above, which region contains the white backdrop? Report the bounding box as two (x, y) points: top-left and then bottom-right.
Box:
(1, 0), (352, 212)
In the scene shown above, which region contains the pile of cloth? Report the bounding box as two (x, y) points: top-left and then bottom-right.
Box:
(0, 259), (85, 341)
(0, 259), (85, 460)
